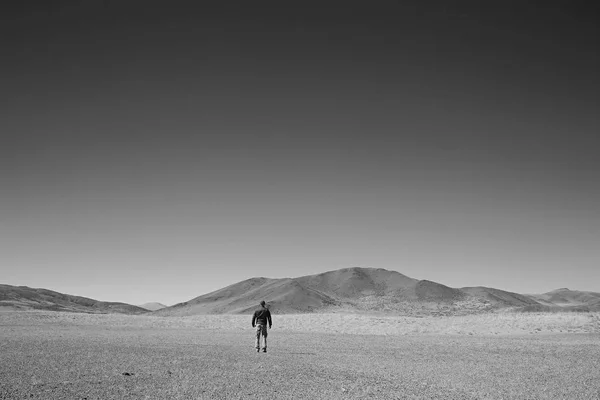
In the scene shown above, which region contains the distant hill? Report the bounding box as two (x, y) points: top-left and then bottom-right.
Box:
(5, 269), (598, 316)
(460, 287), (540, 308)
(155, 267), (578, 316)
(138, 302), (168, 311)
(525, 288), (600, 312)
(0, 285), (148, 314)
(153, 277), (337, 316)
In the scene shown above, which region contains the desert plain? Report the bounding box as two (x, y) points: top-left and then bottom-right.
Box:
(1, 310), (599, 400)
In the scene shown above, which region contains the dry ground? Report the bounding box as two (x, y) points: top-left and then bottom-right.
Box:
(1, 311), (599, 399)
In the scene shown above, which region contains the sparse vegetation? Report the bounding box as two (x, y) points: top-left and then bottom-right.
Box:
(1, 311), (599, 399)
(2, 269), (599, 399)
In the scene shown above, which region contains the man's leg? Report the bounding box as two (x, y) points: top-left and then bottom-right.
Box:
(262, 326), (268, 352)
(255, 325), (262, 351)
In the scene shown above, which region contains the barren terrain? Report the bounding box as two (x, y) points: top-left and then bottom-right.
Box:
(153, 268), (600, 316)
(4, 269), (599, 316)
(1, 311), (599, 399)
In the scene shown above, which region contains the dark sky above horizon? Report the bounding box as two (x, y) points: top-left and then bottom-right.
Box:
(1, 1), (599, 305)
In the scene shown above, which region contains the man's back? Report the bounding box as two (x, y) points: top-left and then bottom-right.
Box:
(252, 307), (272, 327)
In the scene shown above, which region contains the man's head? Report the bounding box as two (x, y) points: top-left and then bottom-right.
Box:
(260, 300), (266, 307)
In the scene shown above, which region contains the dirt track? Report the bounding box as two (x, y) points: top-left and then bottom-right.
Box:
(1, 312), (599, 399)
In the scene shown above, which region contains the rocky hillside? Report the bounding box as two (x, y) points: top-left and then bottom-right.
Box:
(138, 302), (168, 311)
(154, 267), (570, 316)
(0, 285), (148, 314)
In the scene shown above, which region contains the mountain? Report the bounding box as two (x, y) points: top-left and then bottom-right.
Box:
(0, 284), (148, 314)
(153, 277), (338, 316)
(460, 286), (540, 308)
(138, 302), (168, 311)
(294, 267), (417, 298)
(525, 288), (600, 312)
(154, 267), (551, 316)
(5, 269), (597, 316)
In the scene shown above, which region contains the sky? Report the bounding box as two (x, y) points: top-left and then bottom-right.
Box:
(1, 2), (599, 306)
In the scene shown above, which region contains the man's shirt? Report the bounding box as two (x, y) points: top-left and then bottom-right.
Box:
(252, 307), (272, 327)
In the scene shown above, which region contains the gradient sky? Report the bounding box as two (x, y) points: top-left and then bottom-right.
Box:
(2, 2), (599, 305)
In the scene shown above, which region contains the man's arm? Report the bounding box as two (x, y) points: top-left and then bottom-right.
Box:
(267, 310), (272, 328)
(251, 312), (256, 327)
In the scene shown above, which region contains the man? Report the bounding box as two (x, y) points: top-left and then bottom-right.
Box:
(252, 300), (272, 353)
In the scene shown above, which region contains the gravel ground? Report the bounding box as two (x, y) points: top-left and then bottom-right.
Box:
(2, 311), (598, 335)
(1, 312), (599, 399)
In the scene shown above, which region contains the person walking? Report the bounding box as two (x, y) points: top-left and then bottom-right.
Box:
(252, 301), (272, 352)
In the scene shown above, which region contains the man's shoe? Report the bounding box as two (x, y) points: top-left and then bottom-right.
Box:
(262, 348), (267, 353)
(256, 348), (260, 352)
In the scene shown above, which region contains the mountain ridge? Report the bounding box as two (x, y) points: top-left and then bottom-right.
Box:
(138, 302), (168, 311)
(0, 284), (148, 314)
(3, 268), (598, 316)
(153, 267), (600, 316)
